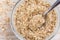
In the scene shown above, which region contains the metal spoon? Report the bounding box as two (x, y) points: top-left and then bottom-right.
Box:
(44, 0), (60, 15)
(41, 0), (60, 27)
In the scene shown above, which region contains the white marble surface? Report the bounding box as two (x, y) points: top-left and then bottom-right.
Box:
(0, 0), (60, 40)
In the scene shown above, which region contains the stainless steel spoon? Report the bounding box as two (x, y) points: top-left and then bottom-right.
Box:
(41, 0), (60, 27)
(44, 0), (60, 15)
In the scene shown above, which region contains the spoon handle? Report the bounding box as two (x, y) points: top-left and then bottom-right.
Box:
(13, 0), (21, 10)
(44, 0), (60, 15)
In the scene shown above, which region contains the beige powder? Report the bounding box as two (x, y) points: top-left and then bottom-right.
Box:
(14, 0), (56, 40)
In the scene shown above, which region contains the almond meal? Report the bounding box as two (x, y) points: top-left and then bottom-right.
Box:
(13, 0), (56, 40)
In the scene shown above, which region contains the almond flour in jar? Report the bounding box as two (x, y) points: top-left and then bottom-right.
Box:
(13, 0), (57, 40)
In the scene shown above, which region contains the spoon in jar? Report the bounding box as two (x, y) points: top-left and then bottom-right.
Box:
(41, 0), (60, 27)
